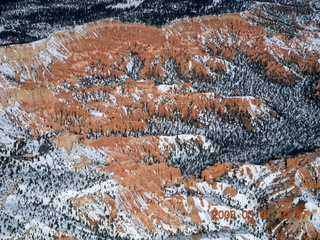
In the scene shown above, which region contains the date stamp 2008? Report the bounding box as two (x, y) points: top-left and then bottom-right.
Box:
(211, 209), (308, 220)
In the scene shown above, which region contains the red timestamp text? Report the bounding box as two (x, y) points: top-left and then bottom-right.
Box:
(211, 209), (308, 220)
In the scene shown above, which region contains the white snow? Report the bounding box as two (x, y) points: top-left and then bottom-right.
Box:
(0, 112), (18, 146)
(199, 135), (211, 150)
(309, 159), (320, 176)
(126, 56), (134, 73)
(294, 163), (320, 232)
(258, 171), (280, 189)
(157, 84), (178, 93)
(38, 51), (53, 66)
(46, 36), (69, 62)
(89, 109), (107, 117)
(305, 199), (320, 231)
(269, 186), (295, 200)
(0, 63), (15, 76)
(108, 93), (117, 104)
(31, 38), (46, 49)
(111, 0), (144, 9)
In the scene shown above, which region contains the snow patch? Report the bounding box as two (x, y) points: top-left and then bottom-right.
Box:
(0, 63), (15, 76)
(46, 36), (69, 62)
(111, 0), (144, 9)
(157, 84), (178, 93)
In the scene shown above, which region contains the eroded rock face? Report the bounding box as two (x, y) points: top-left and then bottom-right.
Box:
(0, 2), (319, 239)
(1, 8), (319, 174)
(104, 149), (320, 240)
(1, 125), (319, 239)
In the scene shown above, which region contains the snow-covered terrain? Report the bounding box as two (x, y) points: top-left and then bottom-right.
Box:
(0, 0), (319, 239)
